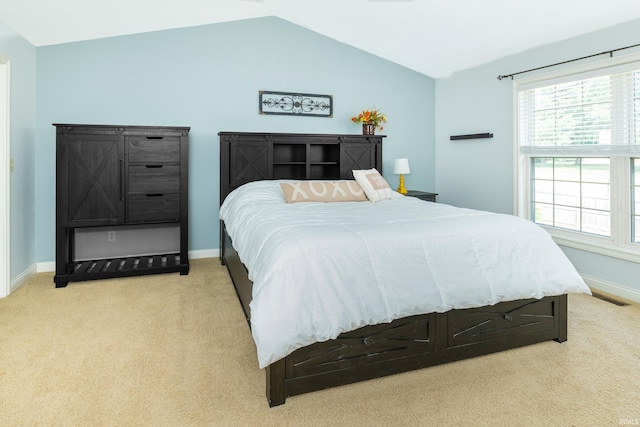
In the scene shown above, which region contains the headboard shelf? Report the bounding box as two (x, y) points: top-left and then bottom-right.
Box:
(219, 132), (385, 204)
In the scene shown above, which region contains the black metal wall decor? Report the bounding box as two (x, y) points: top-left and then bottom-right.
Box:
(259, 91), (333, 117)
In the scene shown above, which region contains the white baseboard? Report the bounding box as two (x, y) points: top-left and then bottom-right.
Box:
(35, 248), (221, 274)
(10, 263), (37, 293)
(582, 274), (640, 303)
(36, 261), (55, 273)
(189, 249), (219, 260)
(25, 254), (640, 305)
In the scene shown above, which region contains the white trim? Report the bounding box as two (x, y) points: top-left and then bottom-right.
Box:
(0, 57), (10, 298)
(10, 264), (36, 294)
(512, 79), (520, 216)
(36, 261), (55, 273)
(582, 273), (640, 303)
(521, 145), (640, 156)
(31, 253), (640, 304)
(36, 248), (221, 273)
(554, 233), (640, 264)
(189, 248), (220, 260)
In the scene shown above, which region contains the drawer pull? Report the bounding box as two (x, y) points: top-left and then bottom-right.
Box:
(146, 194), (164, 197)
(145, 165), (163, 168)
(146, 136), (164, 140)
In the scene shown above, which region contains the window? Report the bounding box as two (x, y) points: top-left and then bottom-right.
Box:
(531, 157), (610, 236)
(517, 57), (640, 261)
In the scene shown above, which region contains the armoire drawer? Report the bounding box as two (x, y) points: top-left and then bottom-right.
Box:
(127, 137), (180, 163)
(127, 193), (180, 222)
(128, 164), (180, 193)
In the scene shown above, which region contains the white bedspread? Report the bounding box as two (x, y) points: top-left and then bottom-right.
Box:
(219, 180), (591, 368)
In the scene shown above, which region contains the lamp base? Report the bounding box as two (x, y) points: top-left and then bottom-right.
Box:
(397, 174), (407, 194)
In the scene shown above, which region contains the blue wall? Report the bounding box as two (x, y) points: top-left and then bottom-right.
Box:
(35, 17), (436, 263)
(435, 18), (640, 300)
(0, 19), (36, 283)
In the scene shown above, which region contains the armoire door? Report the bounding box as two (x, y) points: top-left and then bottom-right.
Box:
(57, 128), (123, 227)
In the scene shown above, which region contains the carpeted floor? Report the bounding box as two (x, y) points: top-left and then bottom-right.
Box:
(0, 258), (638, 426)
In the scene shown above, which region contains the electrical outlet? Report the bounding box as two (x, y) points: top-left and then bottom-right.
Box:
(107, 231), (116, 242)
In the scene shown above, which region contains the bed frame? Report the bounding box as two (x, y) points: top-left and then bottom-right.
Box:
(218, 132), (568, 407)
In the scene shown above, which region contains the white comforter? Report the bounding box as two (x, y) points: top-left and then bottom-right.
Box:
(219, 180), (591, 368)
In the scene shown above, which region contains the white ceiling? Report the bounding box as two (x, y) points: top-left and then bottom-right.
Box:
(1, 0), (640, 78)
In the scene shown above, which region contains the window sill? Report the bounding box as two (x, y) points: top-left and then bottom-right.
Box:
(543, 227), (640, 264)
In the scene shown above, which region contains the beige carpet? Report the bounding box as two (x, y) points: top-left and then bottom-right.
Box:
(0, 258), (638, 426)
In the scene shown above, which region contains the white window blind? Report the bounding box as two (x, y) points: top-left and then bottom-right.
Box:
(519, 68), (640, 151)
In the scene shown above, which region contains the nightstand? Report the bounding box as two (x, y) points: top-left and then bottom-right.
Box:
(405, 190), (438, 202)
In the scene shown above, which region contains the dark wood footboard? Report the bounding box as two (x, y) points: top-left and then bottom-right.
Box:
(220, 223), (568, 407)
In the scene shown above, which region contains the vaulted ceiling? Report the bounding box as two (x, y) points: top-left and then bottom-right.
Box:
(1, 0), (640, 78)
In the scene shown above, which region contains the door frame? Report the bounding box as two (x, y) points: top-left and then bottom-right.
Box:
(0, 57), (10, 298)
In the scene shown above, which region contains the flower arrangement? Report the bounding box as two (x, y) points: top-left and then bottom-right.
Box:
(351, 107), (387, 131)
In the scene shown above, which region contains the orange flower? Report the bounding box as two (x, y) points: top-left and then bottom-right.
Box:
(351, 107), (387, 130)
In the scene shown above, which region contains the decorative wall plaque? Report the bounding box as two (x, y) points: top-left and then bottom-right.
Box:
(259, 91), (333, 117)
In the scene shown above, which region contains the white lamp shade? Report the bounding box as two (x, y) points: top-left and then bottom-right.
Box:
(393, 158), (411, 175)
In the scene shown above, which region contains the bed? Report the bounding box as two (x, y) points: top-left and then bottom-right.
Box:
(218, 131), (591, 406)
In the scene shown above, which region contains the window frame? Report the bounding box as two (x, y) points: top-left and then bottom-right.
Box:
(514, 51), (640, 264)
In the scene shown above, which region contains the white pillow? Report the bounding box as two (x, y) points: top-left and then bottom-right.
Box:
(352, 168), (393, 202)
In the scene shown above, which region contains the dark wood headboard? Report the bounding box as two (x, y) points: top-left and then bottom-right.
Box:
(218, 132), (384, 205)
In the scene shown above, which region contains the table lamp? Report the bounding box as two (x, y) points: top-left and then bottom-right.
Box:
(393, 158), (410, 194)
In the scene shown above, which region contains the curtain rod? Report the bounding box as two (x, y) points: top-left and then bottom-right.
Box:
(497, 42), (640, 80)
